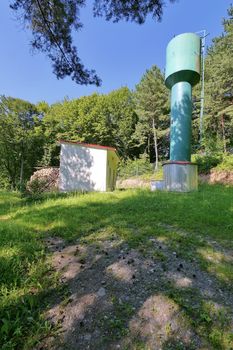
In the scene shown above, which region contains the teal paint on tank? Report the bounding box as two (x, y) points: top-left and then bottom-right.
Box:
(170, 82), (192, 161)
(165, 33), (201, 89)
(165, 32), (201, 162)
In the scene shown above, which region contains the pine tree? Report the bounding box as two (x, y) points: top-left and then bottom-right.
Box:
(134, 65), (169, 168)
(9, 0), (176, 85)
(204, 5), (233, 153)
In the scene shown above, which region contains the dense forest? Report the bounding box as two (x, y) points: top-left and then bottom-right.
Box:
(0, 5), (232, 190)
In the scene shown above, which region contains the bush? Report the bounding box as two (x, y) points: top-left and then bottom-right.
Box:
(214, 154), (233, 171)
(0, 167), (10, 190)
(26, 178), (48, 196)
(118, 155), (154, 179)
(191, 153), (222, 174)
(26, 167), (59, 196)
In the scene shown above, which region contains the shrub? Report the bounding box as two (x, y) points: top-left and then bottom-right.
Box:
(214, 154), (233, 171)
(26, 178), (48, 196)
(0, 166), (11, 190)
(26, 167), (59, 196)
(191, 153), (222, 174)
(118, 155), (153, 179)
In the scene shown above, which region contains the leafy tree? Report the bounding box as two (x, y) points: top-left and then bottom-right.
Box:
(9, 0), (176, 85)
(0, 96), (43, 189)
(134, 65), (169, 168)
(203, 5), (233, 153)
(74, 88), (138, 158)
(191, 81), (203, 153)
(96, 88), (138, 158)
(40, 98), (80, 165)
(41, 87), (138, 164)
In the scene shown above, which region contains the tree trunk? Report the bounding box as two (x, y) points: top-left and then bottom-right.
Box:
(20, 154), (24, 191)
(147, 135), (150, 157)
(221, 114), (227, 153)
(152, 117), (158, 170)
(10, 176), (16, 191)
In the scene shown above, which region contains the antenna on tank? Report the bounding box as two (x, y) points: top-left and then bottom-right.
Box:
(195, 30), (208, 144)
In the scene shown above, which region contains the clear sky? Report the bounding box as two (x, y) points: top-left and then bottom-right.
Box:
(0, 0), (231, 104)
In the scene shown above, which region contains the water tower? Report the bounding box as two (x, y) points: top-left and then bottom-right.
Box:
(163, 33), (201, 191)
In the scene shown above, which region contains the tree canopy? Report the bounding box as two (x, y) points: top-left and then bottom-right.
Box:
(203, 5), (233, 153)
(134, 65), (169, 167)
(0, 96), (44, 189)
(9, 0), (175, 85)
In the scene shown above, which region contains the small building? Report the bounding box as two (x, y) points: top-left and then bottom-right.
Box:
(59, 140), (119, 192)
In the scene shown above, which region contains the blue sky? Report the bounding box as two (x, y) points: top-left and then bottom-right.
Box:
(0, 0), (231, 104)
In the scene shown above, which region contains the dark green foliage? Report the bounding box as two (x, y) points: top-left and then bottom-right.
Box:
(192, 154), (223, 174)
(0, 167), (10, 190)
(0, 96), (44, 190)
(134, 65), (170, 166)
(203, 5), (233, 153)
(100, 88), (139, 158)
(93, 0), (175, 24)
(10, 0), (175, 85)
(118, 154), (153, 178)
(10, 0), (100, 86)
(214, 154), (233, 171)
(26, 178), (48, 196)
(41, 87), (139, 165)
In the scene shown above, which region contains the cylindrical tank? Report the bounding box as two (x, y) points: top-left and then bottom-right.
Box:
(165, 33), (201, 89)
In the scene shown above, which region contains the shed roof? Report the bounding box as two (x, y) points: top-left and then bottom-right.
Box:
(59, 140), (117, 152)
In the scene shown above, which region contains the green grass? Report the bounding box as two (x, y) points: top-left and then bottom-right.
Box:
(0, 184), (233, 349)
(118, 167), (164, 181)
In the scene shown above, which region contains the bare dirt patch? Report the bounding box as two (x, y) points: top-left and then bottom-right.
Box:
(199, 170), (233, 185)
(38, 234), (233, 350)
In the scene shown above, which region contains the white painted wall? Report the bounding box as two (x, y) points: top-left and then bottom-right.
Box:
(59, 143), (107, 192)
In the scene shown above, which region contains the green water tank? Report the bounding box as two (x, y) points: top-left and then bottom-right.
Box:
(165, 33), (201, 89)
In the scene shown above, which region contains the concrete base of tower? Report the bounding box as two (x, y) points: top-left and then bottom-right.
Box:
(162, 161), (198, 192)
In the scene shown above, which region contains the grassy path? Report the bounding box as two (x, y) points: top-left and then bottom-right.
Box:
(0, 184), (232, 349)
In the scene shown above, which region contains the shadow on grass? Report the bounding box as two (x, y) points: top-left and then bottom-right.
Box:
(0, 184), (232, 349)
(22, 190), (86, 205)
(34, 238), (232, 350)
(3, 183), (233, 287)
(11, 183), (233, 241)
(0, 282), (63, 349)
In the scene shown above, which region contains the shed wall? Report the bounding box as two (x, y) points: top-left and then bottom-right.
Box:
(59, 144), (107, 192)
(106, 150), (119, 191)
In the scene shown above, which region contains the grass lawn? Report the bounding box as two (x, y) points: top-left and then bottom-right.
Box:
(0, 184), (233, 349)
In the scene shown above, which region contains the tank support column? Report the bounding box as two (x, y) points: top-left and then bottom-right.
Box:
(170, 81), (192, 161)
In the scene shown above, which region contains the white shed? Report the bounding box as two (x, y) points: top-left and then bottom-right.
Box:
(59, 140), (119, 192)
